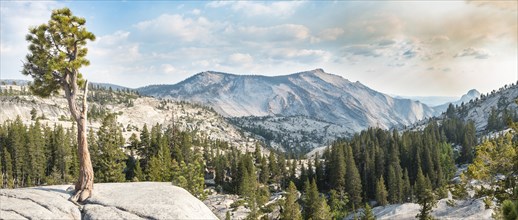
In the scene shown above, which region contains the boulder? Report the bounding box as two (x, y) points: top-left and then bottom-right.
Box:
(0, 182), (218, 220)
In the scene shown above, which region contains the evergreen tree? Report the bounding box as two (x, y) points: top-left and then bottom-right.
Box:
(362, 203), (375, 220)
(259, 156), (269, 184)
(128, 133), (139, 157)
(0, 153), (3, 188)
(133, 159), (145, 182)
(376, 176), (388, 206)
(282, 181), (302, 220)
(3, 147), (14, 188)
(330, 145), (346, 193)
(139, 124), (151, 161)
(402, 168), (412, 202)
(501, 200), (518, 220)
(314, 153), (325, 190)
(94, 114), (126, 182)
(302, 178), (320, 220)
(268, 152), (278, 182)
(23, 7), (96, 201)
(26, 121), (46, 185)
(313, 194), (332, 220)
(415, 167), (437, 220)
(329, 189), (348, 219)
(345, 145), (363, 207)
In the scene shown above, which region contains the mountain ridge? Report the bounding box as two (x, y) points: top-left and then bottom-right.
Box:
(138, 69), (436, 133)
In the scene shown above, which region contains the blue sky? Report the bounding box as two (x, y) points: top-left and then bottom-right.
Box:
(1, 1), (516, 96)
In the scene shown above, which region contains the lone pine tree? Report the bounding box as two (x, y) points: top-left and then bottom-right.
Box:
(22, 7), (95, 202)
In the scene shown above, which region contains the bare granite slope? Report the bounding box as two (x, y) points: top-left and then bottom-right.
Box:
(0, 182), (217, 220)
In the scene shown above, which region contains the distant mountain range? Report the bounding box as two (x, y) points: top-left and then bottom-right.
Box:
(0, 79), (131, 91)
(0, 70), (495, 152)
(138, 69), (437, 132)
(432, 89), (481, 113)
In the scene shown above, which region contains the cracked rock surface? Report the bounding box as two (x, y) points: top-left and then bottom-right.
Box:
(0, 182), (218, 220)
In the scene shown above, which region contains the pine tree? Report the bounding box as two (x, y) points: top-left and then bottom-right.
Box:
(268, 152), (278, 182)
(26, 121), (45, 185)
(259, 156), (269, 184)
(313, 194), (332, 220)
(402, 168), (412, 202)
(362, 203), (375, 220)
(376, 176), (388, 206)
(331, 145), (346, 193)
(139, 124), (151, 161)
(329, 189), (348, 219)
(0, 153), (3, 188)
(95, 114), (126, 182)
(302, 178), (317, 219)
(281, 181), (302, 220)
(3, 148), (14, 188)
(345, 145), (363, 207)
(314, 153), (324, 190)
(23, 7), (96, 201)
(415, 167), (437, 220)
(133, 159), (145, 182)
(128, 133), (139, 157)
(501, 200), (518, 220)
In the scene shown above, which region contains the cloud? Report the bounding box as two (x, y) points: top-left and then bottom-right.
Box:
(134, 14), (215, 43)
(227, 53), (253, 65)
(343, 45), (383, 57)
(89, 31), (141, 63)
(378, 39), (397, 46)
(229, 24), (310, 42)
(467, 0), (518, 12)
(311, 28), (345, 42)
(403, 49), (417, 58)
(161, 64), (176, 74)
(269, 48), (332, 63)
(191, 9), (201, 15)
(454, 47), (492, 59)
(207, 1), (304, 17)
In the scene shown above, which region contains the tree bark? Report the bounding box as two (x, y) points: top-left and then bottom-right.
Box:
(69, 80), (94, 202)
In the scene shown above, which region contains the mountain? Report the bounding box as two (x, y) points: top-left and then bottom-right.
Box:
(433, 89), (481, 113)
(453, 85), (516, 131)
(411, 83), (517, 132)
(138, 69), (436, 133)
(393, 95), (459, 107)
(1, 79), (131, 92)
(0, 84), (259, 152)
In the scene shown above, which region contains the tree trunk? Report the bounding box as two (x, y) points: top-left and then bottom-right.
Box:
(72, 117), (94, 202)
(69, 81), (94, 202)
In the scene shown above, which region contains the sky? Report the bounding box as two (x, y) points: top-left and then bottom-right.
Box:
(1, 1), (517, 96)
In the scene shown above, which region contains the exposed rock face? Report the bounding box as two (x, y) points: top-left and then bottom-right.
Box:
(0, 186), (81, 219)
(138, 69), (436, 131)
(0, 182), (218, 220)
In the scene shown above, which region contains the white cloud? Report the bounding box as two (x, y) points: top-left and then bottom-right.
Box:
(89, 31), (141, 62)
(191, 9), (201, 15)
(207, 1), (304, 17)
(343, 45), (383, 57)
(161, 64), (176, 74)
(269, 48), (332, 63)
(454, 47), (492, 59)
(231, 24), (310, 42)
(192, 60), (211, 67)
(227, 53), (253, 65)
(312, 28), (345, 42)
(134, 14), (214, 43)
